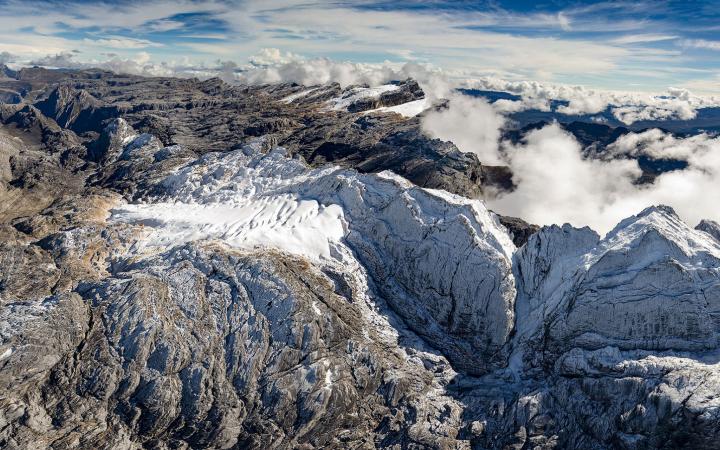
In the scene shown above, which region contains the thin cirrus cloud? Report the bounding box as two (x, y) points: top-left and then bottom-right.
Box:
(682, 39), (720, 51)
(610, 34), (678, 45)
(83, 37), (164, 49)
(0, 0), (718, 93)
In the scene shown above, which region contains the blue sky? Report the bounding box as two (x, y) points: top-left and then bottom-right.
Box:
(0, 0), (719, 93)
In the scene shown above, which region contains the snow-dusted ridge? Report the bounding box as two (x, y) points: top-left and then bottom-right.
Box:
(110, 139), (518, 374)
(326, 84), (400, 111)
(513, 204), (720, 370)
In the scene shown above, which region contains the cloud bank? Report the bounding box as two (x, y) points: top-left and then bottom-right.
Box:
(421, 95), (720, 234)
(463, 77), (720, 125)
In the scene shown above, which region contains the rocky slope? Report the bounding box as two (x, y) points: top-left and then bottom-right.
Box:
(1, 69), (719, 449)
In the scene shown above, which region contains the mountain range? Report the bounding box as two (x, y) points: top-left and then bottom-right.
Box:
(1, 68), (719, 449)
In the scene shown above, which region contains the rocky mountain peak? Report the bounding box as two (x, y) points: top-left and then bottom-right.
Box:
(696, 218), (720, 242)
(0, 64), (17, 80)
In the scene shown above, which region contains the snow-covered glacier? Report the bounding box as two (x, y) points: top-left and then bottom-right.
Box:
(111, 134), (518, 377)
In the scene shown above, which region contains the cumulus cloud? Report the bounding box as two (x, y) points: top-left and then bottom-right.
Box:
(28, 51), (194, 77)
(610, 103), (696, 124)
(421, 98), (720, 234)
(463, 76), (720, 124)
(489, 124), (644, 233)
(29, 52), (79, 68)
(248, 48), (302, 66)
(0, 51), (15, 65)
(421, 95), (505, 165)
(607, 129), (718, 161)
(234, 51), (453, 99)
(493, 126), (720, 233)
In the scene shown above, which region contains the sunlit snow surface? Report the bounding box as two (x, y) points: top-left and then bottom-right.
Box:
(110, 141), (515, 266)
(111, 144), (347, 262)
(114, 199), (345, 261)
(326, 84), (400, 111)
(365, 97), (432, 117)
(280, 87), (318, 104)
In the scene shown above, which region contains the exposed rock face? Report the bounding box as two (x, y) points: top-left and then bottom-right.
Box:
(696, 219), (720, 243)
(499, 206), (720, 448)
(0, 65), (17, 79)
(344, 79), (425, 113)
(1, 70), (506, 200)
(514, 205), (720, 362)
(1, 69), (719, 449)
(496, 215), (540, 247)
(35, 85), (114, 133)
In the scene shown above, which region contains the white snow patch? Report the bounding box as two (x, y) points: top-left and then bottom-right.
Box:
(0, 347), (12, 360)
(280, 87), (318, 104)
(365, 97), (432, 118)
(110, 146), (351, 263)
(327, 84), (400, 111)
(323, 359), (333, 388)
(113, 196), (345, 263)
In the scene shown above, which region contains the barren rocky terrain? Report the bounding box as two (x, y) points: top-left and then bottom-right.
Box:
(1, 67), (719, 449)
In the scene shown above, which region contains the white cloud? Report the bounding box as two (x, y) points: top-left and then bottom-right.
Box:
(463, 76), (720, 123)
(490, 124), (720, 234)
(489, 124), (643, 233)
(611, 34), (678, 45)
(0, 51), (15, 64)
(83, 37), (164, 49)
(421, 95), (506, 165)
(682, 39), (720, 51)
(248, 48), (303, 66)
(556, 95), (607, 115)
(611, 103), (696, 125)
(234, 52), (453, 98)
(420, 97), (720, 234)
(28, 51), (193, 77)
(557, 12), (572, 32)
